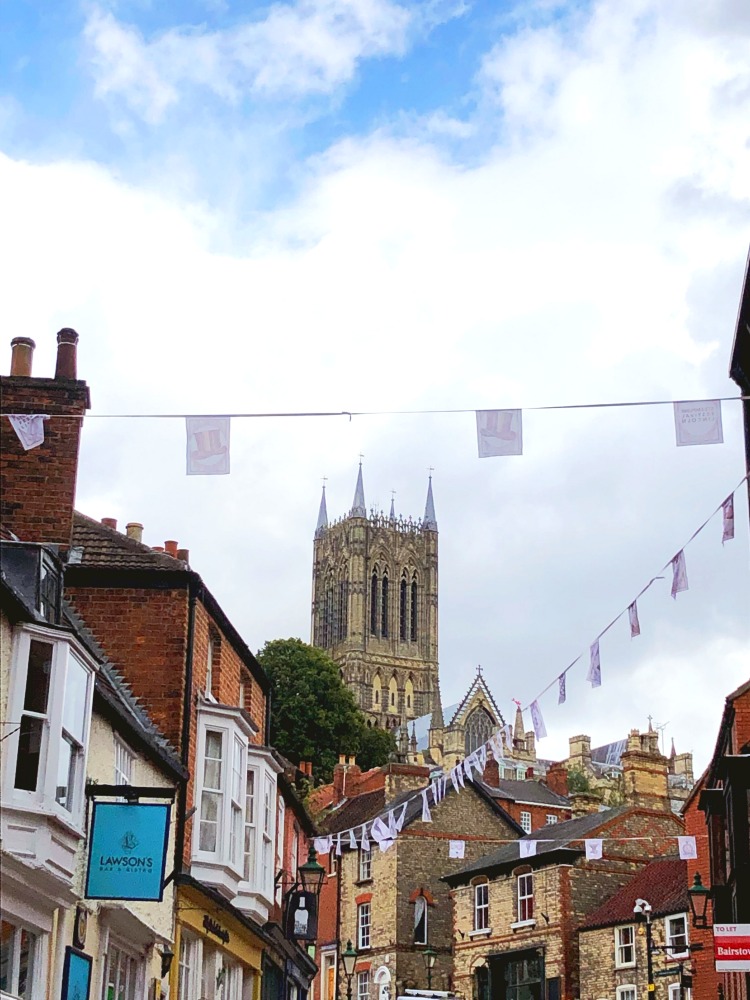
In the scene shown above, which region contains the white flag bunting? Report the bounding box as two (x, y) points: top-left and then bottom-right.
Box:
(476, 409), (523, 457)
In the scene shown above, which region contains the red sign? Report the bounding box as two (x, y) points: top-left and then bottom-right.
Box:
(714, 924), (750, 972)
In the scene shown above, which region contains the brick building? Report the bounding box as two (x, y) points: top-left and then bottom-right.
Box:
(445, 806), (685, 1000)
(311, 757), (523, 1000)
(480, 755), (571, 833)
(578, 859), (692, 1000)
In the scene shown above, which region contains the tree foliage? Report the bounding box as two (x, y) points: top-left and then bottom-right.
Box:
(257, 638), (396, 782)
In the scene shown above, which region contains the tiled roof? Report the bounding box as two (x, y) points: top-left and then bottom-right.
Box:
(71, 512), (186, 570)
(580, 859), (689, 929)
(444, 806), (627, 885)
(319, 788), (387, 834)
(481, 778), (570, 807)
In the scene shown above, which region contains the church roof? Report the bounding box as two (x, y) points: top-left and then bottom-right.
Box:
(449, 671), (505, 729)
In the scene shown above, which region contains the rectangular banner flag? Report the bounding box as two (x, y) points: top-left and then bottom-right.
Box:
(674, 400), (723, 446)
(519, 840), (537, 858)
(585, 839), (603, 860)
(530, 700), (547, 740)
(678, 836), (697, 860)
(421, 788), (432, 823)
(558, 673), (566, 705)
(722, 495), (735, 543)
(628, 601), (641, 638)
(449, 840), (465, 859)
(85, 802), (171, 901)
(186, 416), (231, 475)
(8, 414), (49, 451)
(671, 550), (688, 599)
(476, 409), (523, 457)
(587, 640), (602, 688)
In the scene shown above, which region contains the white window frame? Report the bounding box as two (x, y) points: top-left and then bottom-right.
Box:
(114, 737), (134, 787)
(517, 872), (534, 922)
(178, 932), (199, 1000)
(545, 814), (558, 825)
(520, 811), (532, 834)
(275, 796), (286, 905)
(414, 895), (428, 945)
(665, 913), (689, 960)
(3, 625), (96, 829)
(101, 935), (146, 1000)
(0, 918), (44, 999)
(358, 848), (372, 882)
(474, 881), (489, 931)
(357, 970), (370, 1000)
(669, 985), (691, 1000)
(616, 987), (637, 1000)
(357, 902), (371, 949)
(615, 925), (636, 968)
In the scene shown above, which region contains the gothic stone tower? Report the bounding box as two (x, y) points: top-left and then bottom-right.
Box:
(311, 465), (439, 731)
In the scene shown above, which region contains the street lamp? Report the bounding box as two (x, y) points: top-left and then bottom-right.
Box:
(298, 844), (326, 897)
(342, 940), (358, 1000)
(423, 947), (437, 990)
(633, 898), (654, 998)
(687, 872), (711, 929)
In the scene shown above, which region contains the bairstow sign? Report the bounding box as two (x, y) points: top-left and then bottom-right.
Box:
(85, 802), (171, 901)
(714, 925), (750, 972)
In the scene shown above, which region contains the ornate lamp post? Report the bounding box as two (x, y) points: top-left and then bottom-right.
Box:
(342, 940), (358, 1000)
(423, 947), (437, 990)
(298, 845), (326, 897)
(687, 872), (711, 928)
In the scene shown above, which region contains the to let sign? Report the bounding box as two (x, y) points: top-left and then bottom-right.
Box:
(714, 924), (750, 972)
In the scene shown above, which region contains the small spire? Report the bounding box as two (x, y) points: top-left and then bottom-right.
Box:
(430, 680), (444, 729)
(670, 737), (676, 758)
(410, 723), (417, 752)
(315, 482), (328, 537)
(351, 460), (366, 517)
(389, 489), (396, 521)
(423, 472), (437, 530)
(513, 701), (525, 741)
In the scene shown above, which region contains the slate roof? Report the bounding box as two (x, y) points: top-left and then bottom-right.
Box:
(319, 776), (524, 840)
(444, 806), (627, 885)
(580, 858), (689, 929)
(71, 511), (187, 570)
(480, 778), (570, 807)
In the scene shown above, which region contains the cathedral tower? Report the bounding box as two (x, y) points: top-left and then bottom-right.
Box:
(311, 465), (439, 730)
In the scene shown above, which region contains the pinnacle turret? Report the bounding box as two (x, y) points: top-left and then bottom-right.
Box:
(423, 474), (437, 530)
(315, 485), (328, 537)
(351, 462), (366, 517)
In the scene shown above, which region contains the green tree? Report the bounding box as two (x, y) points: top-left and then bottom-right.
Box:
(358, 724), (397, 773)
(257, 638), (394, 782)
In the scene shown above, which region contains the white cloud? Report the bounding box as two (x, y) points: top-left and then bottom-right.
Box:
(3, 0), (750, 772)
(84, 0), (415, 122)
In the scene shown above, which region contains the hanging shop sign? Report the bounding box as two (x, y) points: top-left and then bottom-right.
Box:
(61, 947), (92, 1000)
(85, 802), (171, 901)
(284, 891), (318, 942)
(714, 924), (750, 972)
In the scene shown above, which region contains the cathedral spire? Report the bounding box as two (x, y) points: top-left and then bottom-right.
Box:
(351, 461), (366, 517)
(315, 484), (328, 537)
(389, 490), (396, 521)
(423, 473), (437, 530)
(513, 701), (525, 741)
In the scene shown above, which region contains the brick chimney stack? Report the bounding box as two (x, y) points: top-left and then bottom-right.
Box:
(10, 337), (35, 376)
(1, 330), (90, 546)
(544, 762), (569, 797)
(482, 752), (500, 787)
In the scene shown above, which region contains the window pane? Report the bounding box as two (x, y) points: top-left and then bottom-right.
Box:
(200, 791), (221, 852)
(55, 734), (76, 809)
(0, 921), (15, 993)
(18, 930), (35, 999)
(24, 641), (53, 713)
(14, 716), (44, 791)
(62, 653), (89, 743)
(204, 731), (223, 789)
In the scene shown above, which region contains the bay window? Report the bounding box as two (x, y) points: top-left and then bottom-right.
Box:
(244, 770), (256, 882)
(199, 730), (225, 853)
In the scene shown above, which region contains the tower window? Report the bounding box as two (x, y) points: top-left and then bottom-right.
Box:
(338, 579), (349, 641)
(410, 579), (418, 641)
(370, 572), (378, 636)
(399, 577), (407, 641)
(381, 575), (389, 638)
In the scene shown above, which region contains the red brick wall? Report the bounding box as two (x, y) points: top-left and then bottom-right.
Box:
(0, 376), (89, 545)
(682, 786), (718, 1000)
(497, 798), (571, 831)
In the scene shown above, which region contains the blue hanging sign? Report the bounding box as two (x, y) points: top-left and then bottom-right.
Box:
(61, 947), (92, 1000)
(85, 802), (171, 901)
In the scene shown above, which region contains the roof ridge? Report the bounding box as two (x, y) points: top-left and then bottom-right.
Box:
(72, 510), (186, 569)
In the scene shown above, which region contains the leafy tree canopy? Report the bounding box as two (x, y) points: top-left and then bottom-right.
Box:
(257, 638), (396, 782)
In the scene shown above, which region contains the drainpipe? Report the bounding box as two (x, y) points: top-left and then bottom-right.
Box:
(175, 577), (197, 871)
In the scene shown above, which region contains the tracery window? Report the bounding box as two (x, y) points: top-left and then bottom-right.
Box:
(370, 571), (378, 635)
(399, 576), (408, 640)
(337, 576), (349, 641)
(410, 578), (418, 641)
(464, 707), (494, 756)
(381, 575), (389, 638)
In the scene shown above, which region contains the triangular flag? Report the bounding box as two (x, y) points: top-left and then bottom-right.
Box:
(674, 400), (723, 446)
(463, 756), (473, 781)
(476, 409), (523, 457)
(587, 640), (602, 688)
(489, 733), (504, 762)
(503, 723), (514, 749)
(387, 811), (397, 838)
(628, 601), (640, 638)
(394, 802), (408, 833)
(519, 840), (537, 858)
(530, 700), (547, 740)
(475, 744), (487, 772)
(370, 816), (394, 852)
(361, 825), (370, 852)
(420, 788), (432, 823)
(186, 416), (231, 475)
(431, 779), (443, 804)
(678, 836), (697, 860)
(558, 673), (566, 705)
(671, 551), (688, 599)
(335, 833), (342, 856)
(349, 829), (358, 850)
(313, 836), (332, 856)
(8, 414), (49, 451)
(449, 839), (465, 859)
(722, 495), (735, 544)
(585, 839), (603, 860)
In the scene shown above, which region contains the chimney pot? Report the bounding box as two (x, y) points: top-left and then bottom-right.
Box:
(55, 328), (79, 380)
(101, 517), (117, 530)
(10, 337), (36, 376)
(153, 546), (165, 552)
(526, 767), (534, 780)
(165, 540), (179, 557)
(126, 522), (144, 543)
(177, 548), (189, 563)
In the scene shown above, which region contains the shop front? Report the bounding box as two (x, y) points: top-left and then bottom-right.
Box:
(173, 876), (267, 1000)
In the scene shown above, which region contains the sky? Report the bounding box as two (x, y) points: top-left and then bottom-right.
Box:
(2, 0), (749, 775)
